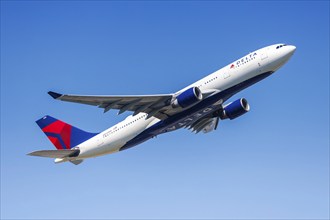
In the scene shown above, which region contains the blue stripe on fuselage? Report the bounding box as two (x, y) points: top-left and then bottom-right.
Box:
(120, 71), (274, 151)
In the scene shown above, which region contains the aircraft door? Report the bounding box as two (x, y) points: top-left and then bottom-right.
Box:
(258, 48), (269, 73)
(97, 137), (104, 147)
(223, 72), (230, 79)
(261, 50), (268, 60)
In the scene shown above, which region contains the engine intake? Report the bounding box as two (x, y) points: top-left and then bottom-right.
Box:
(172, 87), (202, 108)
(222, 98), (250, 120)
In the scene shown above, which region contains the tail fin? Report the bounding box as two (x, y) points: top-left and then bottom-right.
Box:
(36, 115), (98, 150)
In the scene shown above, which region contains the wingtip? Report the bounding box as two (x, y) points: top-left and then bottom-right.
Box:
(48, 91), (62, 99)
(27, 151), (36, 156)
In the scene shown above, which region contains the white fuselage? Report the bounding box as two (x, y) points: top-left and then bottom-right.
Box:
(72, 44), (296, 160)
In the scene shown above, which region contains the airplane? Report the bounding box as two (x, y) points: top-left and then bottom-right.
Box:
(28, 43), (296, 165)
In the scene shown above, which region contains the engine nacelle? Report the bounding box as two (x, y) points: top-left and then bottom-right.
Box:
(222, 98), (250, 120)
(172, 87), (202, 108)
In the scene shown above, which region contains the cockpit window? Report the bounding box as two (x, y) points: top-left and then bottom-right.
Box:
(276, 44), (287, 49)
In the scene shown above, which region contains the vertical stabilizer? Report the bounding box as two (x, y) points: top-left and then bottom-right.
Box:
(36, 115), (98, 150)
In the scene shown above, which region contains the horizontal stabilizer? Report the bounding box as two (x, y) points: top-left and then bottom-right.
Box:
(27, 149), (79, 158)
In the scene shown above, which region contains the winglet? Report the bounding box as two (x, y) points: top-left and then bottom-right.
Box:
(48, 91), (62, 99)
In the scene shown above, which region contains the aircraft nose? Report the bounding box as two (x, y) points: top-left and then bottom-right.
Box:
(269, 44), (296, 71)
(281, 45), (296, 61)
(287, 45), (296, 56)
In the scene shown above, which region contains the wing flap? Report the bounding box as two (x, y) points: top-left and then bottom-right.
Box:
(27, 149), (79, 158)
(187, 117), (219, 134)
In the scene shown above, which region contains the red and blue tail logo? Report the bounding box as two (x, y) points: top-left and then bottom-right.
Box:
(36, 115), (98, 150)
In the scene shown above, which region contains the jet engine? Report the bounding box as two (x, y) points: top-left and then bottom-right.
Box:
(222, 98), (250, 120)
(172, 87), (203, 108)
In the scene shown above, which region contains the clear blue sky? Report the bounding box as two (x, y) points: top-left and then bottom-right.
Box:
(1, 1), (329, 219)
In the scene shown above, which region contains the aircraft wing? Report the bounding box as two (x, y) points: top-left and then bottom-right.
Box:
(48, 91), (173, 119)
